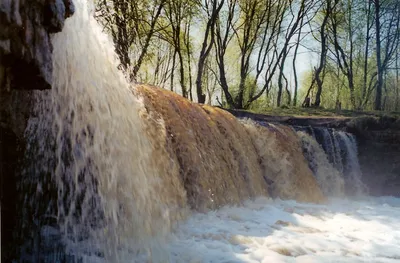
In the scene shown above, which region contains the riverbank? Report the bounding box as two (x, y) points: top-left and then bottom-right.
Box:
(224, 108), (400, 197)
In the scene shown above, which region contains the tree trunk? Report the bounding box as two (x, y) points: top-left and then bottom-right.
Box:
(374, 0), (383, 110)
(184, 16), (193, 100)
(347, 0), (356, 109)
(277, 64), (283, 107)
(283, 72), (291, 105)
(313, 1), (331, 107)
(187, 52), (193, 101)
(170, 50), (177, 92)
(218, 61), (236, 108)
(348, 76), (356, 109)
(277, 75), (283, 107)
(195, 0), (224, 104)
(237, 74), (245, 109)
(292, 33), (301, 106)
(131, 0), (165, 81)
(396, 51), (399, 111)
(196, 56), (207, 103)
(314, 73), (323, 106)
(361, 1), (372, 109)
(277, 48), (288, 107)
(177, 49), (187, 98)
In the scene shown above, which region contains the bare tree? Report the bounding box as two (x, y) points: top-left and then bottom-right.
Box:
(329, 0), (357, 109)
(372, 0), (400, 110)
(196, 0), (224, 103)
(234, 0), (271, 109)
(248, 0), (315, 108)
(303, 0), (337, 107)
(361, 0), (373, 108)
(184, 17), (194, 100)
(214, 0), (238, 108)
(292, 13), (304, 106)
(131, 0), (166, 80)
(96, 0), (166, 81)
(373, 0), (383, 110)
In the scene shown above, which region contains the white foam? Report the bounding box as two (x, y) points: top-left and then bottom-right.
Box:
(167, 197), (400, 263)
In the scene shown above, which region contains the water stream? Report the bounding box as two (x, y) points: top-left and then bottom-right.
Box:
(15, 0), (399, 262)
(295, 126), (366, 196)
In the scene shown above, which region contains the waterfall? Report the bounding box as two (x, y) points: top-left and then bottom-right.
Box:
(294, 126), (366, 196)
(20, 1), (187, 261)
(296, 132), (344, 197)
(136, 85), (324, 206)
(15, 0), (368, 262)
(339, 132), (366, 195)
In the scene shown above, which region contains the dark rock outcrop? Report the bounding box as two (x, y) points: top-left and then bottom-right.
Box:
(224, 108), (351, 128)
(227, 109), (400, 197)
(1, 0), (74, 261)
(347, 117), (400, 196)
(0, 0), (74, 90)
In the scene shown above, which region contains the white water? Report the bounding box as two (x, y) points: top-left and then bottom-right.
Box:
(78, 197), (400, 263)
(340, 132), (366, 195)
(19, 0), (399, 262)
(168, 197), (400, 263)
(296, 127), (366, 197)
(297, 131), (344, 197)
(22, 0), (186, 261)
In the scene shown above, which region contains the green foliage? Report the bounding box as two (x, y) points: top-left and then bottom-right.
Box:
(96, 0), (400, 114)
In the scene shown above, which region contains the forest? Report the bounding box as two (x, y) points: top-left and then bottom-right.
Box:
(95, 0), (400, 112)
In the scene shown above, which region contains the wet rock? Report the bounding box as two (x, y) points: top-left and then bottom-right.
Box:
(1, 0), (74, 261)
(226, 109), (400, 197)
(225, 108), (351, 128)
(0, 0), (74, 90)
(347, 117), (400, 196)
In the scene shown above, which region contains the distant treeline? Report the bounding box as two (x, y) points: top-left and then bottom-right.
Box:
(95, 0), (400, 111)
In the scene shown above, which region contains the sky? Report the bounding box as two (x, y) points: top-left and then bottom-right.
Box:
(188, 20), (320, 103)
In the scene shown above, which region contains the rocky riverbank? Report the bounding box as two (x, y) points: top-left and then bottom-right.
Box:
(227, 109), (400, 197)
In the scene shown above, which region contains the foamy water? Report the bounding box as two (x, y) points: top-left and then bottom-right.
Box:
(77, 197), (400, 262)
(167, 197), (400, 263)
(19, 0), (399, 261)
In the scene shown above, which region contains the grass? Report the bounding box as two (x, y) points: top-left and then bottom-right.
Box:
(246, 106), (400, 119)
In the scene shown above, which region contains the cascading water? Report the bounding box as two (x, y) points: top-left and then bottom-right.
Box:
(339, 132), (366, 195)
(18, 0), (323, 260)
(294, 126), (366, 196)
(14, 0), (398, 262)
(135, 85), (324, 205)
(20, 0), (187, 261)
(296, 131), (344, 197)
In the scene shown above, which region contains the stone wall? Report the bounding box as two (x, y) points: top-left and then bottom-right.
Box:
(0, 0), (74, 261)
